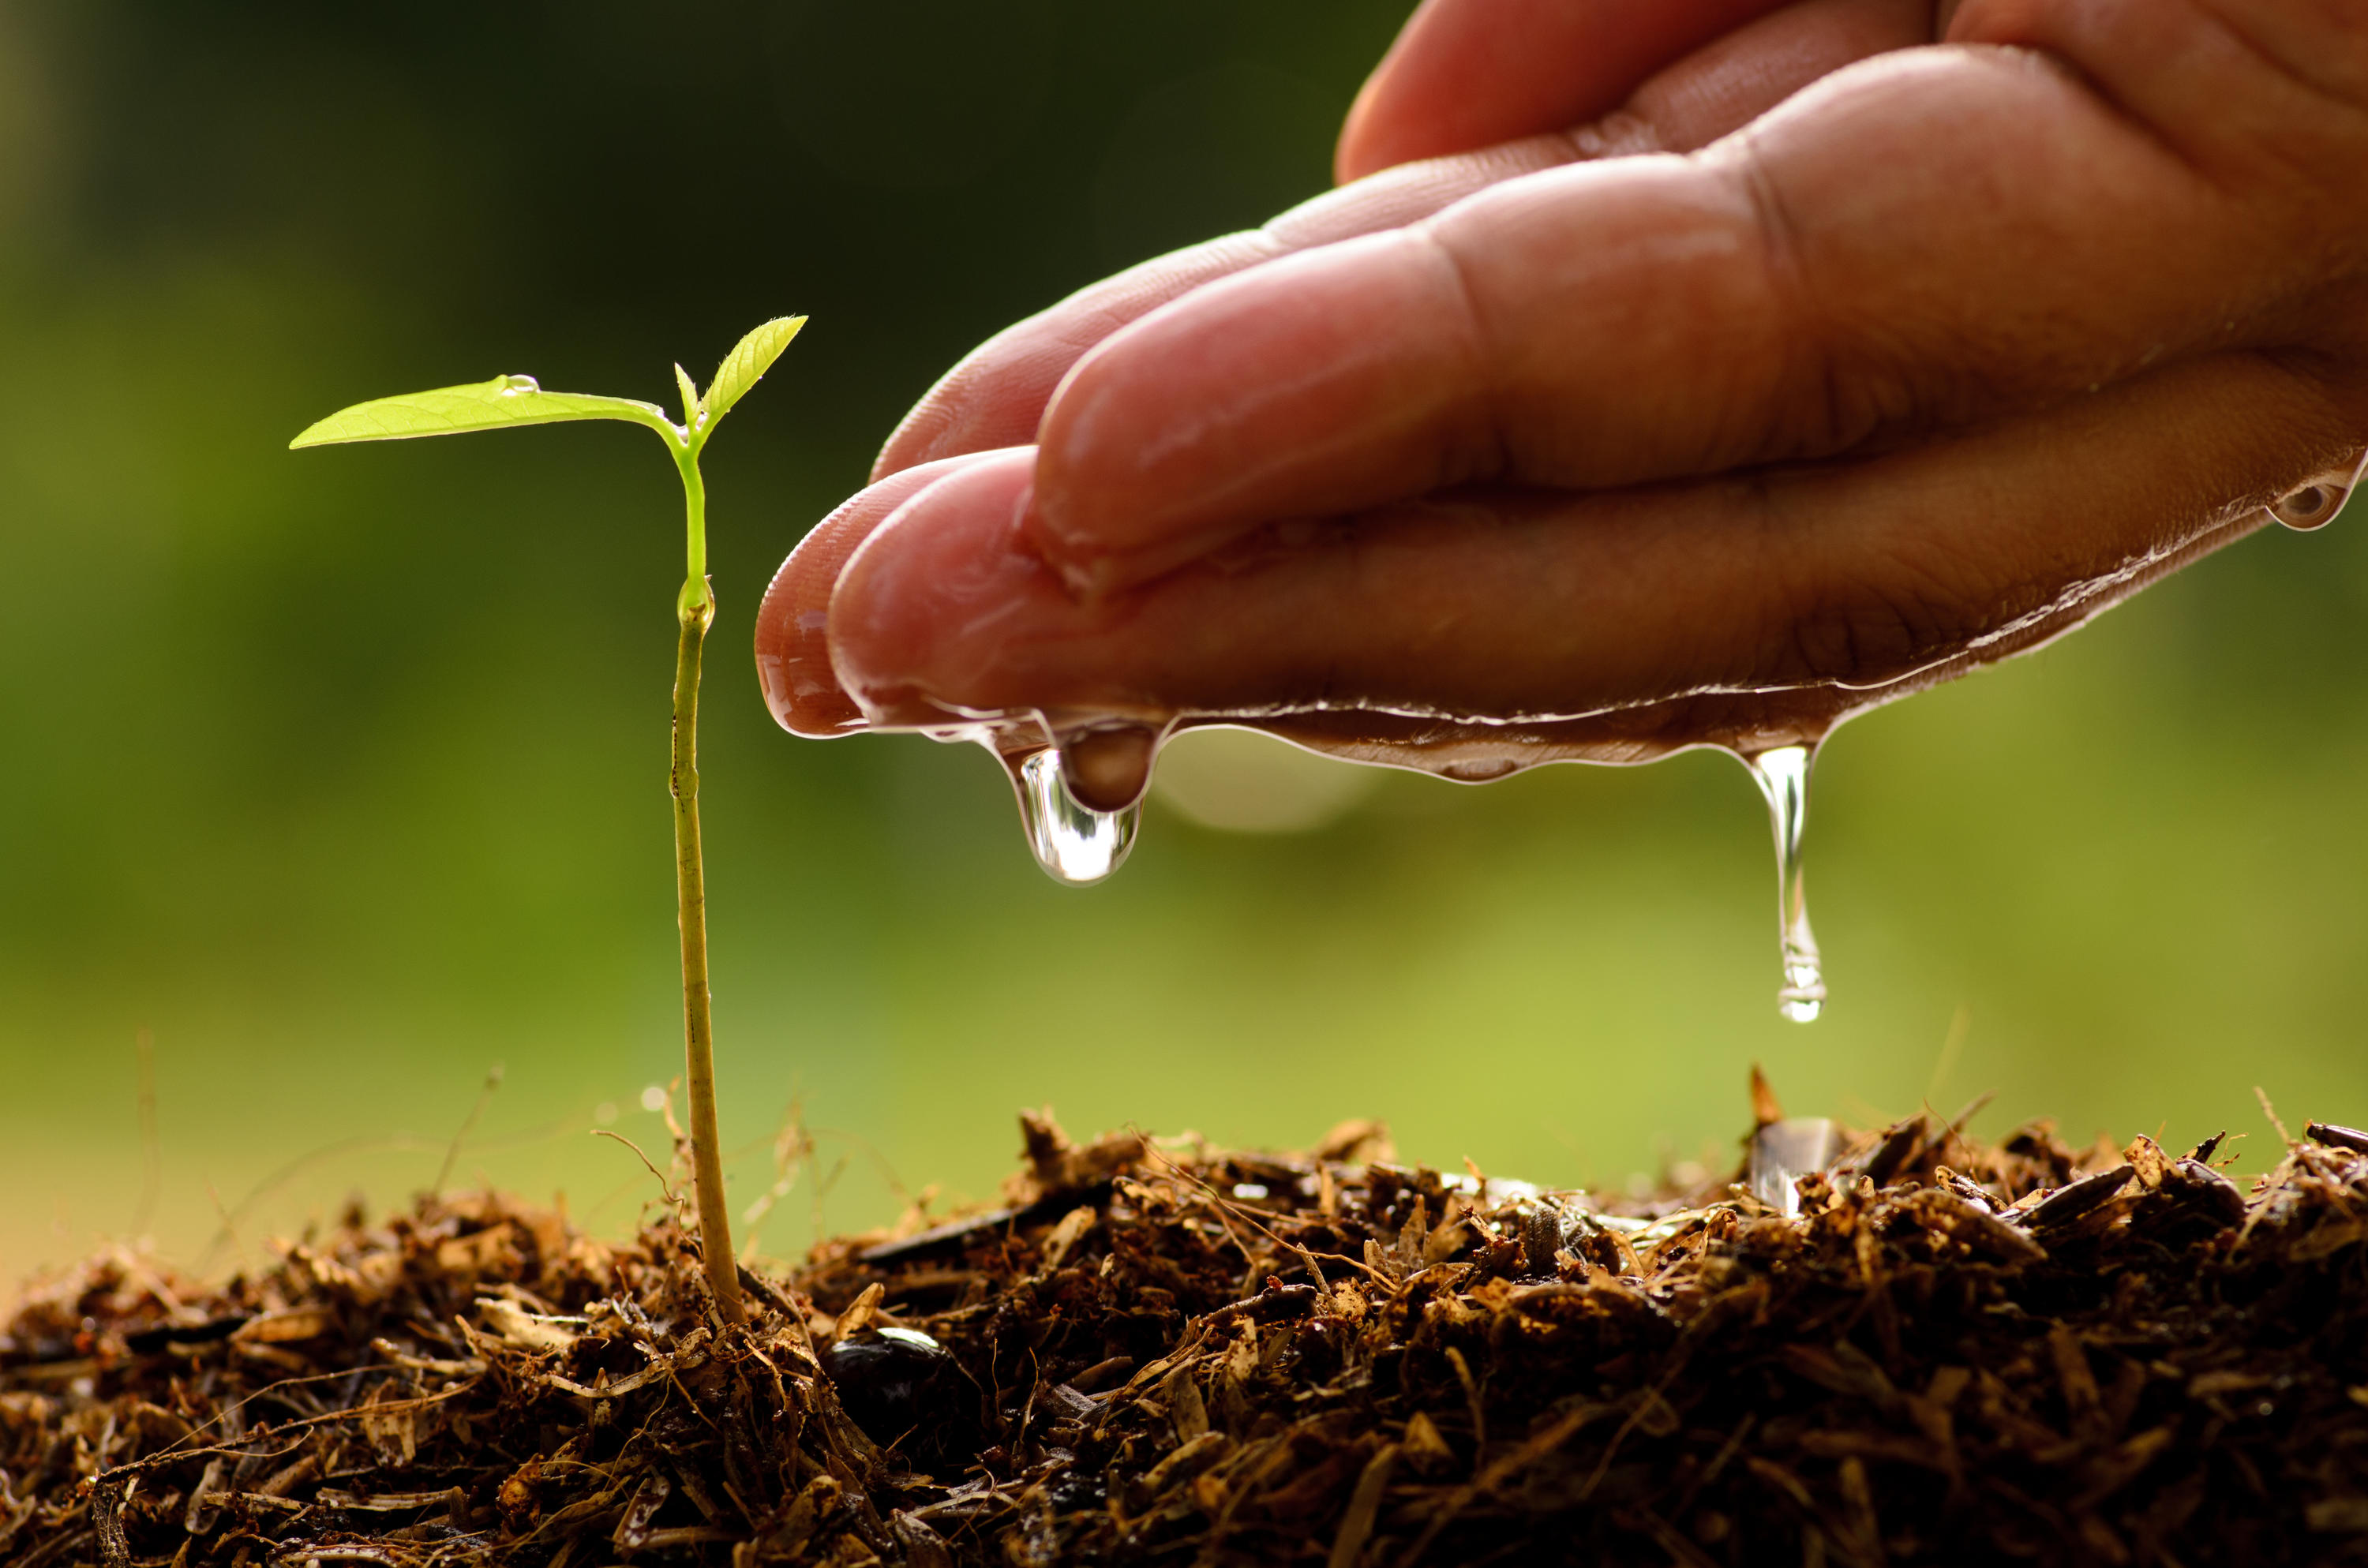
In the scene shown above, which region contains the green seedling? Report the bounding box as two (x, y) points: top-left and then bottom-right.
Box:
(291, 316), (807, 1325)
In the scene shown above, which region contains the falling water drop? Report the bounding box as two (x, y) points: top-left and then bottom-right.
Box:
(1006, 747), (1140, 885)
(1743, 743), (1825, 1024)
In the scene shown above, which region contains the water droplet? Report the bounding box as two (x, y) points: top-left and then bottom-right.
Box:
(1006, 747), (1139, 885)
(1743, 743), (1825, 1024)
(2272, 480), (2348, 531)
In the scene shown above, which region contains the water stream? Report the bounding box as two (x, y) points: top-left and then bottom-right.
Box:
(1740, 743), (1825, 1024)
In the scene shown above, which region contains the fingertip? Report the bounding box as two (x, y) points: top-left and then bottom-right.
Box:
(869, 405), (943, 486)
(870, 317), (1078, 482)
(828, 447), (1056, 726)
(870, 355), (1007, 481)
(755, 455), (998, 736)
(1334, 28), (1412, 185)
(875, 238), (1303, 485)
(755, 534), (862, 738)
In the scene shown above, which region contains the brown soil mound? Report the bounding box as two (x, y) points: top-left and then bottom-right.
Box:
(6, 1091), (2368, 1566)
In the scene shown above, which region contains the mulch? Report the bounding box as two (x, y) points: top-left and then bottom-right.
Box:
(8, 1079), (2368, 1566)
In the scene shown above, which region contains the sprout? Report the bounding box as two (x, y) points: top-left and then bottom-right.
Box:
(292, 316), (808, 1324)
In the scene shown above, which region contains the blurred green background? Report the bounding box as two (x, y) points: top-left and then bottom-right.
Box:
(6, 0), (2366, 1290)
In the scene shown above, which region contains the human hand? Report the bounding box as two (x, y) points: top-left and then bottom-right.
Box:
(759, 0), (2368, 802)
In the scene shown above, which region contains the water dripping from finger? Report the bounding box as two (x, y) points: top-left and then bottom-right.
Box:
(978, 717), (1168, 887)
(1740, 742), (1826, 1024)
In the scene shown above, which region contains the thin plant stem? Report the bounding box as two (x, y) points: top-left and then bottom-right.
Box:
(671, 437), (743, 1324)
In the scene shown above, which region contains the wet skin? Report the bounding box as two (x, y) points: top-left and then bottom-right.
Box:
(757, 0), (2368, 795)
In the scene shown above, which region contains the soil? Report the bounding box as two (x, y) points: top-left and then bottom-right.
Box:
(7, 1084), (2368, 1566)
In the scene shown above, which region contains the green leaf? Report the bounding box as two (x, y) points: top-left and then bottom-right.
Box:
(673, 364), (703, 426)
(289, 374), (676, 450)
(702, 316), (806, 424)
